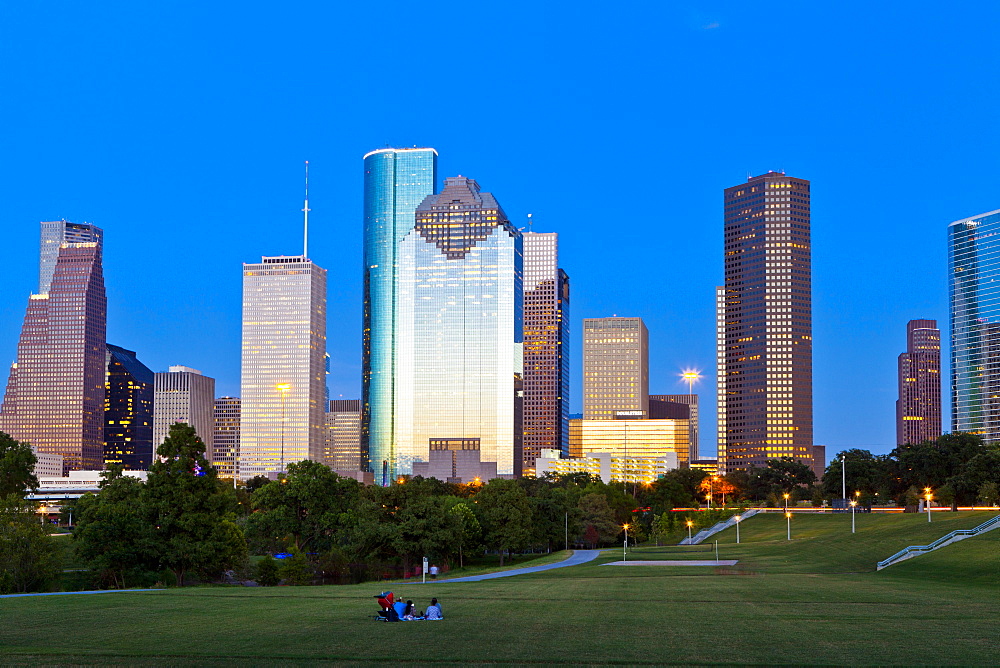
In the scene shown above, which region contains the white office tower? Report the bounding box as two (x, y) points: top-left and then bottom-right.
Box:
(153, 366), (216, 452)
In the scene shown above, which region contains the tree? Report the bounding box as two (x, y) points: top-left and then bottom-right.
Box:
(821, 449), (890, 500)
(576, 493), (620, 545)
(890, 433), (985, 501)
(0, 431), (38, 497)
(448, 502), (481, 568)
(475, 479), (532, 566)
(144, 423), (246, 586)
(977, 481), (999, 507)
(946, 447), (1000, 510)
(245, 460), (361, 554)
(749, 458), (817, 502)
(73, 469), (155, 589)
(0, 495), (62, 594)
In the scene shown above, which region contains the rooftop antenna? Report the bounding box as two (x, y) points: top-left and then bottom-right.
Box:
(302, 161), (310, 258)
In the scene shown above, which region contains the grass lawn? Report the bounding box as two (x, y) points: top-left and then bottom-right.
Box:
(3, 512), (998, 666)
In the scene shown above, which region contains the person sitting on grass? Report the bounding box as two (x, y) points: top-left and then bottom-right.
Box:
(425, 598), (443, 620)
(393, 598), (407, 621)
(402, 600), (423, 621)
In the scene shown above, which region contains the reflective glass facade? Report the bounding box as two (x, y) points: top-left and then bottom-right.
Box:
(362, 148), (438, 482)
(718, 173), (812, 473)
(949, 209), (1000, 441)
(104, 344), (154, 470)
(240, 256), (327, 479)
(1, 221), (106, 472)
(896, 319), (942, 445)
(522, 232), (570, 473)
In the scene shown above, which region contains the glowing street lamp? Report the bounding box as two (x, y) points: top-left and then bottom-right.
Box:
(783, 492), (790, 512)
(850, 499), (857, 533)
(686, 519), (694, 543)
(735, 515), (742, 544)
(679, 369), (701, 455)
(623, 523), (629, 561)
(925, 487), (933, 523)
(786, 512), (792, 540)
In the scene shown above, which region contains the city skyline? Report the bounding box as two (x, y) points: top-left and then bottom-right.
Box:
(3, 3), (998, 459)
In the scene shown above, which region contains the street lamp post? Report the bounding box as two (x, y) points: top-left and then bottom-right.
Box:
(680, 370), (701, 460)
(276, 383), (291, 473)
(786, 512), (792, 540)
(925, 488), (933, 523)
(783, 492), (790, 513)
(850, 499), (857, 533)
(686, 520), (693, 543)
(623, 524), (629, 561)
(841, 452), (847, 505)
(735, 515), (741, 544)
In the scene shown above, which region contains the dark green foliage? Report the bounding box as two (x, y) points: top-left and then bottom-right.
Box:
(255, 555), (280, 586)
(0, 431), (39, 497)
(245, 475), (272, 493)
(474, 479), (532, 565)
(276, 549), (313, 585)
(0, 495), (62, 593)
(145, 423), (246, 586)
(576, 493), (619, 545)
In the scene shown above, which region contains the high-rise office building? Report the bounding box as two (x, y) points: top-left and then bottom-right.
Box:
(718, 172), (812, 472)
(213, 397), (241, 479)
(104, 344), (154, 470)
(325, 399), (362, 472)
(521, 231), (570, 473)
(650, 394), (699, 459)
(949, 209), (1000, 441)
(153, 366), (215, 452)
(240, 254), (327, 479)
(583, 317), (649, 420)
(896, 319), (942, 445)
(362, 147), (439, 481)
(365, 175), (523, 483)
(1, 221), (106, 472)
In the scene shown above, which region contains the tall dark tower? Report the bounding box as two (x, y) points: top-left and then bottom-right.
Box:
(717, 173), (812, 472)
(1, 221), (107, 471)
(104, 344), (154, 470)
(896, 319), (942, 445)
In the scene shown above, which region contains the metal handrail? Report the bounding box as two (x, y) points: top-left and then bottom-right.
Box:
(680, 507), (760, 545)
(877, 515), (1000, 569)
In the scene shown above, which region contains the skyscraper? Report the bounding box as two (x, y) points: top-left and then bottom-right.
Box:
(896, 319), (942, 445)
(325, 399), (361, 472)
(153, 366), (215, 451)
(366, 175), (523, 482)
(718, 172), (812, 472)
(104, 344), (154, 470)
(583, 317), (649, 420)
(240, 254), (327, 479)
(362, 147), (438, 480)
(521, 231), (570, 473)
(650, 394), (699, 458)
(1, 221), (106, 472)
(213, 397), (241, 479)
(948, 209), (1000, 441)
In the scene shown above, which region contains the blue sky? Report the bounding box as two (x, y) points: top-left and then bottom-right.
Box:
(2, 2), (999, 461)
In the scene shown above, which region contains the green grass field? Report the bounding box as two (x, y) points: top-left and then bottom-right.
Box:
(3, 512), (998, 666)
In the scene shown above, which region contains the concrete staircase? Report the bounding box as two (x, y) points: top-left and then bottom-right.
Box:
(679, 508), (761, 545)
(876, 514), (1000, 570)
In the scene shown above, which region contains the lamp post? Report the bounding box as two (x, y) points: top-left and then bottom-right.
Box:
(735, 515), (741, 544)
(841, 452), (847, 506)
(786, 512), (792, 540)
(680, 370), (701, 461)
(783, 492), (790, 513)
(850, 499), (857, 534)
(925, 487), (932, 523)
(686, 519), (694, 543)
(276, 383), (291, 473)
(623, 523), (629, 561)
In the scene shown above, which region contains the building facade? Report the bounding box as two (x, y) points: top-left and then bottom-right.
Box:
(650, 394), (698, 459)
(583, 317), (649, 419)
(568, 418), (691, 465)
(535, 449), (678, 485)
(1, 221), (106, 472)
(521, 231), (570, 473)
(153, 366), (215, 452)
(948, 209), (1000, 441)
(104, 344), (154, 470)
(896, 319), (942, 445)
(325, 399), (362, 472)
(362, 147), (439, 481)
(240, 255), (327, 479)
(365, 175), (523, 483)
(718, 172), (813, 472)
(213, 397), (240, 479)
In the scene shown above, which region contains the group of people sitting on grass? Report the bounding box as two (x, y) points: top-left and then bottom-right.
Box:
(375, 591), (443, 622)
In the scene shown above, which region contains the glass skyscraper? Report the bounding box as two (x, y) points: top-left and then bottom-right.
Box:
(240, 255), (327, 478)
(362, 147), (438, 482)
(364, 167), (523, 482)
(949, 209), (1000, 441)
(104, 344), (154, 470)
(1, 221), (106, 472)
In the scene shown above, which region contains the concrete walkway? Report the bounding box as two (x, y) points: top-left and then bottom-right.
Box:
(436, 550), (602, 582)
(0, 588), (162, 599)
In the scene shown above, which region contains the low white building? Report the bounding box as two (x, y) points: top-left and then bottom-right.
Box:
(535, 449), (678, 484)
(28, 470), (148, 502)
(31, 447), (63, 478)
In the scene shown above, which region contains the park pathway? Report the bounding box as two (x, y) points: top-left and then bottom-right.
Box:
(437, 549), (601, 583)
(0, 588), (162, 599)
